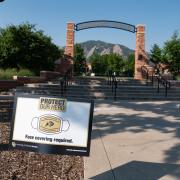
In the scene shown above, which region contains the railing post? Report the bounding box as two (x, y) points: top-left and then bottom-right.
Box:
(141, 67), (143, 78)
(112, 77), (114, 93)
(157, 78), (160, 93)
(107, 74), (110, 85)
(107, 72), (118, 101)
(65, 75), (68, 87)
(146, 70), (149, 81)
(165, 82), (167, 97)
(151, 75), (154, 86)
(60, 80), (64, 96)
(64, 76), (67, 93)
(67, 75), (69, 87)
(114, 80), (117, 101)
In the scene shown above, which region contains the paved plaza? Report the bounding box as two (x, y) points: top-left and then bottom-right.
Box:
(84, 100), (180, 180)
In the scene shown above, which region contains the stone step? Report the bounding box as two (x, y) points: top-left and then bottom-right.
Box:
(23, 85), (159, 90)
(55, 94), (180, 100)
(15, 92), (179, 98)
(67, 85), (176, 89)
(68, 84), (171, 89)
(15, 90), (180, 100)
(15, 86), (176, 94)
(74, 81), (147, 86)
(22, 76), (178, 100)
(16, 86), (179, 95)
(65, 92), (180, 97)
(66, 88), (178, 93)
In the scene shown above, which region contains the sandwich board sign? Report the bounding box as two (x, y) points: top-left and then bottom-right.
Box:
(10, 94), (94, 156)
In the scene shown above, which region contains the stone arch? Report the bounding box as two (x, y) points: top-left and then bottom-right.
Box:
(64, 20), (148, 79)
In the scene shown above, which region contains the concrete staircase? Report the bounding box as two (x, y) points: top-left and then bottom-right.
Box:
(19, 76), (180, 100)
(65, 77), (180, 100)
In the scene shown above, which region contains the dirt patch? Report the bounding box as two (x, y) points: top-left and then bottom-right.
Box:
(0, 123), (84, 180)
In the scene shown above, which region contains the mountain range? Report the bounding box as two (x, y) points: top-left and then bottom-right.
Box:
(79, 40), (134, 59)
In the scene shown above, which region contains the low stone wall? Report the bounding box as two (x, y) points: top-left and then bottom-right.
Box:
(162, 74), (173, 80)
(169, 80), (180, 87)
(0, 77), (46, 91)
(15, 76), (46, 84)
(0, 71), (61, 91)
(40, 71), (61, 80)
(0, 80), (23, 90)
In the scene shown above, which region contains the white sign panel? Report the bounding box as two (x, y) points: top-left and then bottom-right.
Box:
(10, 94), (94, 156)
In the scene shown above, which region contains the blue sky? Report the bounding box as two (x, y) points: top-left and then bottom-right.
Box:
(0, 0), (180, 51)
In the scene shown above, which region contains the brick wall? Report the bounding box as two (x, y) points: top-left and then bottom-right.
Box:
(135, 25), (148, 80)
(64, 23), (75, 57)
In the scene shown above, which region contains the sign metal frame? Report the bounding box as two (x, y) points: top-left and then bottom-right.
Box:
(9, 93), (94, 156)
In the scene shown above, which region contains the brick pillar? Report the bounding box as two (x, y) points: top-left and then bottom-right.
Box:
(134, 25), (148, 79)
(65, 22), (75, 57)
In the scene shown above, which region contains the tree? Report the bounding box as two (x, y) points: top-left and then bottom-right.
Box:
(90, 53), (127, 76)
(163, 32), (180, 76)
(124, 53), (135, 76)
(90, 53), (108, 75)
(0, 23), (61, 74)
(107, 53), (124, 75)
(150, 44), (162, 64)
(74, 44), (86, 75)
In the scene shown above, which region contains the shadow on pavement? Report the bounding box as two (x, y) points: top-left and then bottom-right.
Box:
(91, 161), (180, 180)
(94, 101), (180, 140)
(92, 101), (180, 179)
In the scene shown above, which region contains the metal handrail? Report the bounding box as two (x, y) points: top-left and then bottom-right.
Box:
(107, 71), (118, 100)
(154, 75), (171, 97)
(60, 69), (72, 96)
(113, 75), (118, 101)
(107, 70), (112, 85)
(141, 65), (171, 97)
(141, 66), (154, 86)
(141, 66), (149, 80)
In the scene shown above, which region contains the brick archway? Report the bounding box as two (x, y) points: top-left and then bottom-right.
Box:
(64, 21), (148, 80)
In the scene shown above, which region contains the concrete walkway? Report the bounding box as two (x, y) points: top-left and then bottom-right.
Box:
(84, 100), (180, 180)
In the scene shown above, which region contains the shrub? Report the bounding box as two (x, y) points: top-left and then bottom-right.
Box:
(0, 68), (18, 79)
(0, 68), (34, 79)
(175, 75), (180, 80)
(17, 69), (35, 77)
